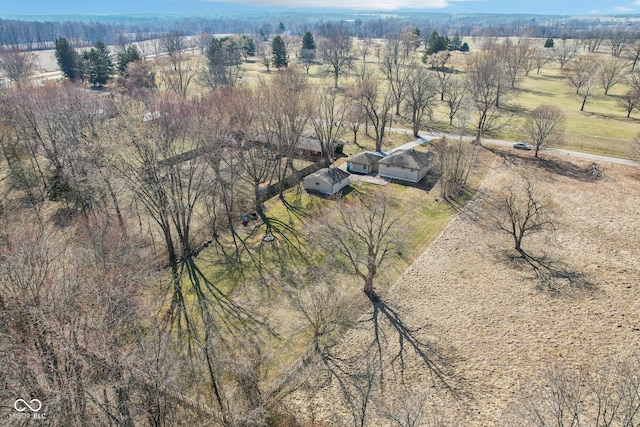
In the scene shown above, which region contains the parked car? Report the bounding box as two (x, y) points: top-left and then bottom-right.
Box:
(513, 142), (534, 150)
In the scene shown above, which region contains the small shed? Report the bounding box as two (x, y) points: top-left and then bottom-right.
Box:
(303, 168), (351, 195)
(377, 149), (436, 183)
(347, 151), (386, 174)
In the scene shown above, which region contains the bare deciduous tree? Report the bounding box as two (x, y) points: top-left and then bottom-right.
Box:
(377, 386), (461, 427)
(317, 190), (401, 300)
(117, 94), (260, 418)
(0, 46), (36, 83)
(530, 45), (551, 75)
(465, 51), (510, 142)
(403, 65), (438, 137)
(379, 37), (411, 115)
(598, 57), (627, 95)
(434, 137), (477, 200)
(522, 104), (566, 158)
(502, 37), (533, 87)
(311, 84), (348, 166)
(492, 177), (555, 253)
(258, 41), (271, 73)
(607, 25), (629, 57)
(1, 84), (120, 218)
(628, 31), (640, 71)
(442, 76), (468, 126)
(161, 31), (186, 57)
(618, 88), (640, 118)
(351, 67), (394, 152)
(318, 22), (353, 88)
(255, 67), (313, 197)
(564, 56), (599, 111)
(425, 50), (453, 101)
(157, 52), (199, 97)
(507, 358), (640, 427)
(551, 39), (578, 70)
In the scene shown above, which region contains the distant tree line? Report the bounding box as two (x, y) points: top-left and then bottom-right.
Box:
(5, 13), (640, 52)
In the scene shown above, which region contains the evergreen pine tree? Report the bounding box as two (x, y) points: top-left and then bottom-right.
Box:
(271, 35), (288, 69)
(206, 37), (242, 87)
(426, 31), (448, 55)
(302, 31), (316, 50)
(449, 34), (462, 51)
(83, 41), (114, 87)
(54, 37), (80, 81)
(240, 35), (256, 58)
(299, 31), (316, 73)
(117, 45), (142, 75)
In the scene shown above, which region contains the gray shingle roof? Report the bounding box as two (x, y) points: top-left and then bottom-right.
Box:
(377, 149), (435, 169)
(349, 151), (385, 166)
(296, 137), (323, 152)
(307, 167), (350, 184)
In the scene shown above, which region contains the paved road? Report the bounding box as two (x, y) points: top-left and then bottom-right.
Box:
(462, 135), (640, 167)
(388, 128), (640, 168)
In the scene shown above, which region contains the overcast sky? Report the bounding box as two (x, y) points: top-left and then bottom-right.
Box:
(3, 0), (640, 16)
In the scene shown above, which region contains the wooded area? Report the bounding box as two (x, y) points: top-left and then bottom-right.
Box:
(1, 11), (640, 426)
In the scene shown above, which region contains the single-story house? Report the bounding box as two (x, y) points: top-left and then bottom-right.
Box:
(347, 151), (386, 174)
(297, 137), (325, 160)
(377, 149), (436, 183)
(303, 167), (351, 195)
(296, 137), (344, 160)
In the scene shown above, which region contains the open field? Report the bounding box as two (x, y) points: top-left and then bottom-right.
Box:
(30, 35), (640, 159)
(6, 32), (640, 425)
(283, 148), (640, 425)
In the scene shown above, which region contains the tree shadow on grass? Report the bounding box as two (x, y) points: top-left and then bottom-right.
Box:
(364, 291), (460, 395)
(313, 291), (464, 426)
(507, 249), (597, 296)
(484, 146), (605, 182)
(390, 170), (442, 193)
(440, 186), (492, 226)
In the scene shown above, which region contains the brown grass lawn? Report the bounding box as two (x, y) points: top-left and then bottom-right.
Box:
(284, 148), (640, 425)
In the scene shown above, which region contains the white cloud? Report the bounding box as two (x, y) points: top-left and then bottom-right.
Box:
(613, 5), (634, 12)
(206, 0), (461, 10)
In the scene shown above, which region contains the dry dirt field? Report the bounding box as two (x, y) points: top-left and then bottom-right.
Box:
(285, 149), (640, 426)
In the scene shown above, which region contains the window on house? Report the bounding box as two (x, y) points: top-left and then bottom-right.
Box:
(315, 182), (320, 185)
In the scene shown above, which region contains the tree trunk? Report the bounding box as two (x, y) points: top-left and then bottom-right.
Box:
(363, 279), (374, 298)
(105, 178), (126, 236)
(580, 96), (587, 112)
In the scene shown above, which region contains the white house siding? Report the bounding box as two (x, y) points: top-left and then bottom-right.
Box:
(378, 164), (425, 183)
(347, 162), (370, 174)
(303, 175), (350, 195)
(330, 177), (350, 194)
(303, 176), (333, 194)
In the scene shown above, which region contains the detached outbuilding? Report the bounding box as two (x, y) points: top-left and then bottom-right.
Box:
(303, 168), (350, 195)
(347, 151), (386, 174)
(377, 149), (435, 183)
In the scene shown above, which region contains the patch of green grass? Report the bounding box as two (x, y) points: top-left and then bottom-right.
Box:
(490, 64), (637, 158)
